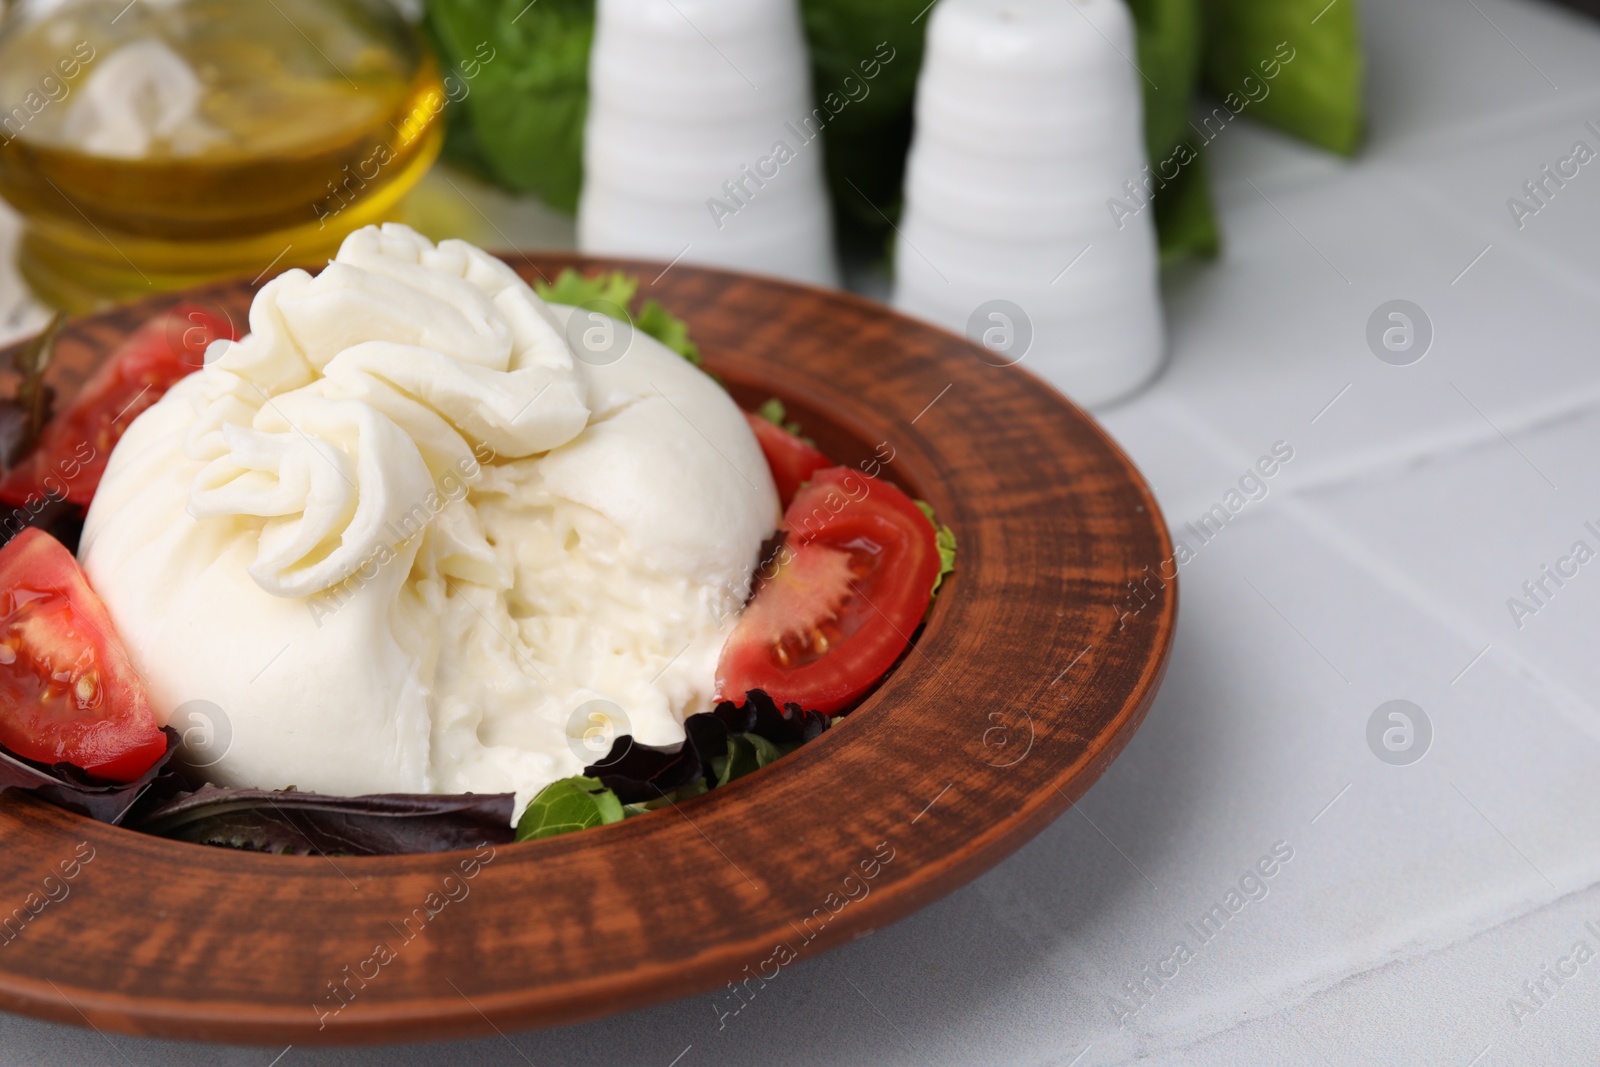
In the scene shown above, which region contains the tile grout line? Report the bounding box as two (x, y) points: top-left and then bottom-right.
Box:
(1383, 158), (1600, 306)
(1283, 383), (1600, 497)
(1078, 858), (1600, 1067)
(1206, 84), (1600, 216)
(1154, 397), (1600, 750)
(1280, 495), (1600, 746)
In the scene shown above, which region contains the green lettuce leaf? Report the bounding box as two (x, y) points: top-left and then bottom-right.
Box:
(799, 0), (930, 257)
(755, 397), (806, 437)
(424, 0), (595, 212)
(1127, 0), (1205, 167)
(434, 98), (498, 185)
(636, 299), (703, 367)
(514, 776), (624, 841)
(915, 500), (957, 596)
(1125, 0), (1218, 263)
(534, 268), (638, 309)
(513, 697), (830, 840)
(1154, 149), (1221, 265)
(533, 269), (703, 367)
(755, 397), (788, 427)
(1200, 0), (1365, 155)
(799, 1), (927, 137)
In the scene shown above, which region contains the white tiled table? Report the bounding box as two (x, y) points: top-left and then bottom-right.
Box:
(4, 0), (1600, 1062)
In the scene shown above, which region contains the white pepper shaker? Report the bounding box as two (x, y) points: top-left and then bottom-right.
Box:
(579, 0), (839, 287)
(892, 0), (1164, 408)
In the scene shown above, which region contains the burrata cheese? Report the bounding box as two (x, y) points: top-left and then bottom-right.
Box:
(79, 223), (779, 816)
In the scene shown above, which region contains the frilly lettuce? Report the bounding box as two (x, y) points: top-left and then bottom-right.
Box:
(534, 268), (704, 367)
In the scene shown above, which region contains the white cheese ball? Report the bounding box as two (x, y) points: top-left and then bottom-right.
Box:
(80, 224), (779, 813)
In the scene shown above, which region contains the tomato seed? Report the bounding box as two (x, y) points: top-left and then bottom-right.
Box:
(74, 671), (98, 707)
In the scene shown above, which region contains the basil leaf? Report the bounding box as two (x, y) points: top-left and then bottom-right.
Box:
(514, 775), (624, 841)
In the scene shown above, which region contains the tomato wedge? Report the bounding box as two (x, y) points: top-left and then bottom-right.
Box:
(0, 529), (165, 781)
(0, 305), (235, 509)
(717, 467), (942, 714)
(744, 412), (834, 509)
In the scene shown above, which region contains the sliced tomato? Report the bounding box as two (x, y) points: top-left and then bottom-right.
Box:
(0, 529), (165, 781)
(744, 412), (834, 508)
(0, 305), (236, 509)
(717, 467), (942, 714)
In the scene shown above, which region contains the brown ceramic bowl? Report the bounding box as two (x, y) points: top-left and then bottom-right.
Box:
(0, 255), (1175, 1045)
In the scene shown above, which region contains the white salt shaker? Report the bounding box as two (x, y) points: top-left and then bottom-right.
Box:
(579, 0), (839, 287)
(891, 0), (1164, 408)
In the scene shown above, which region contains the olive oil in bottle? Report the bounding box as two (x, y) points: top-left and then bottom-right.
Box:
(0, 0), (445, 310)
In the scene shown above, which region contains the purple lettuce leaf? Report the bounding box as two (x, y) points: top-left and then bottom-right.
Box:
(128, 786), (517, 856)
(0, 726), (184, 824)
(586, 689), (829, 804)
